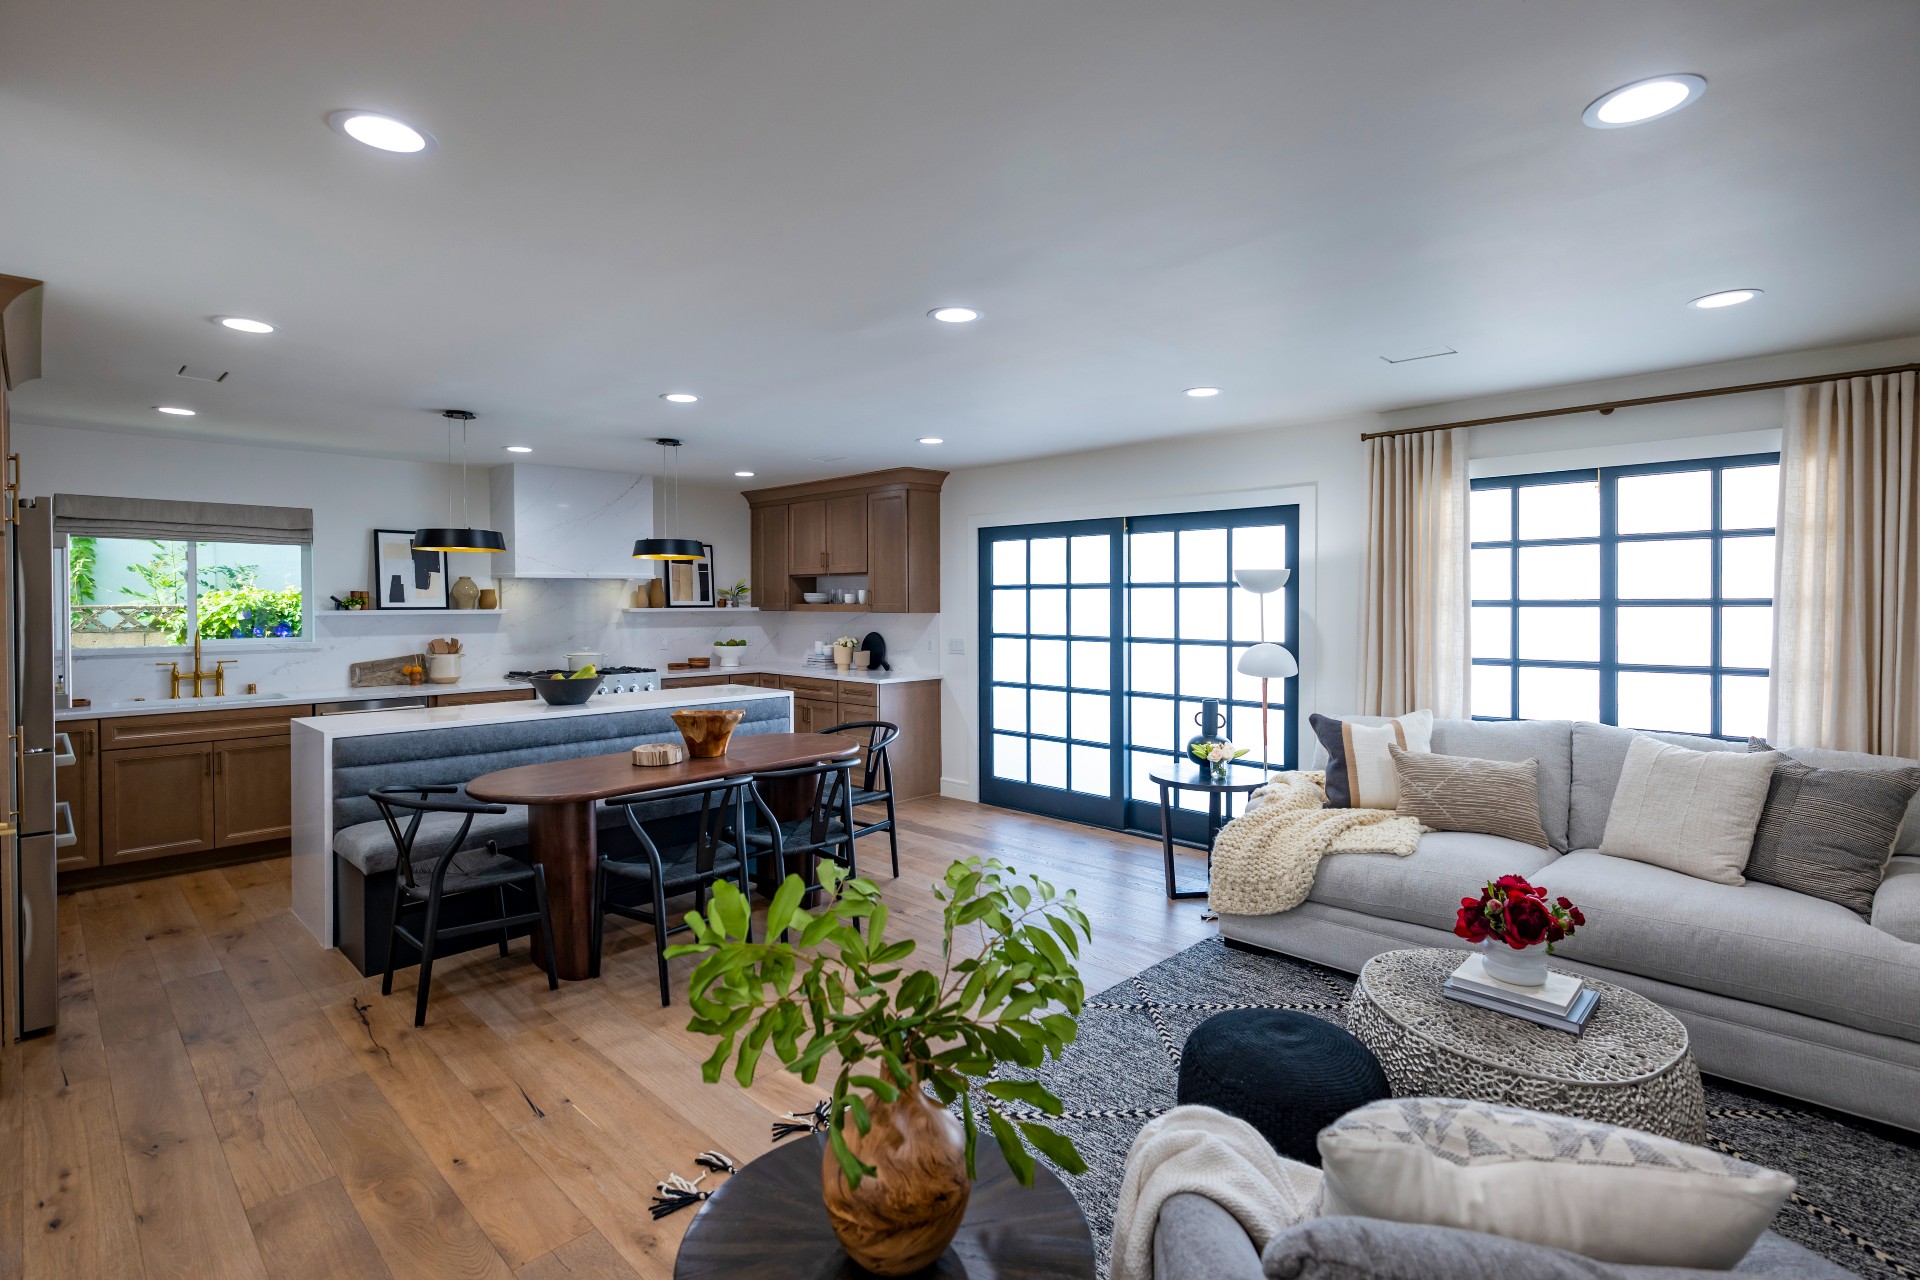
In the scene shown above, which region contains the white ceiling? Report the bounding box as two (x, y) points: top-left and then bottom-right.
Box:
(4, 0), (1917, 485)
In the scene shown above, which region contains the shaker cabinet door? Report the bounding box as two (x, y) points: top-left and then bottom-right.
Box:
(824, 495), (868, 573)
(102, 742), (216, 863)
(214, 734), (293, 847)
(788, 500), (828, 574)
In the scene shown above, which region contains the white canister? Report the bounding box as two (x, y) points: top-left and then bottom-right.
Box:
(566, 650), (602, 673)
(427, 653), (462, 685)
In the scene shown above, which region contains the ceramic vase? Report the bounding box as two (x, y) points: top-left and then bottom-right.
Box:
(1480, 939), (1550, 986)
(1186, 698), (1227, 771)
(834, 646), (854, 669)
(821, 1089), (970, 1275)
(426, 654), (461, 685)
(477, 588), (499, 610)
(449, 575), (481, 611)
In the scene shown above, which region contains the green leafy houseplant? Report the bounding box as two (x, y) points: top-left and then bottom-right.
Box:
(667, 857), (1093, 1191)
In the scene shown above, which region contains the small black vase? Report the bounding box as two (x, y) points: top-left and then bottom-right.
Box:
(1185, 698), (1227, 769)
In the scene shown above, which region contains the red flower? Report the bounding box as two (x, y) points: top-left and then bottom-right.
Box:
(1505, 894), (1553, 947)
(1460, 875), (1586, 953)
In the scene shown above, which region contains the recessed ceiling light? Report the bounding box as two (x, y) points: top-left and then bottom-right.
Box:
(155, 406), (196, 416)
(918, 437), (944, 445)
(505, 445), (533, 453)
(1688, 288), (1762, 309)
(218, 316), (275, 334)
(327, 110), (434, 153)
(1184, 387), (1222, 398)
(734, 470), (756, 477)
(660, 392), (700, 404)
(928, 307), (980, 323)
(1582, 74), (1706, 128)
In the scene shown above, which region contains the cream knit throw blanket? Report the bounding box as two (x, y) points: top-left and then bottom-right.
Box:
(1207, 771), (1422, 916)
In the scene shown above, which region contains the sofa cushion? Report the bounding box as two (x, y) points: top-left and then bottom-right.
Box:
(1155, 1193), (1265, 1280)
(1542, 850), (1920, 1043)
(1390, 747), (1549, 849)
(1598, 736), (1779, 886)
(1872, 857), (1920, 943)
(1431, 718), (1573, 852)
(1570, 722), (1744, 851)
(1307, 831), (1558, 934)
(1772, 743), (1920, 859)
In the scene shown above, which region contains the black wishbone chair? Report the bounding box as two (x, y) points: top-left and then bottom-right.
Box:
(594, 776), (754, 1004)
(370, 784), (558, 1027)
(741, 757), (861, 939)
(821, 720), (902, 878)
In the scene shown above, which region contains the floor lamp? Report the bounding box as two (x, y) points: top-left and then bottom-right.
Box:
(1233, 568), (1296, 776)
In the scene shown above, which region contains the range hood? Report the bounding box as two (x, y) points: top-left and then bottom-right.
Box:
(488, 463), (656, 578)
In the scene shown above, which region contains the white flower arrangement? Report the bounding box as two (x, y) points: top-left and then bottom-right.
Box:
(1191, 739), (1251, 767)
(833, 635), (861, 649)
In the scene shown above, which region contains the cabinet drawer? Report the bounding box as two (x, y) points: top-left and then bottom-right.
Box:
(836, 681), (878, 709)
(430, 688), (536, 707)
(780, 674), (837, 696)
(101, 703), (313, 750)
(663, 674), (733, 688)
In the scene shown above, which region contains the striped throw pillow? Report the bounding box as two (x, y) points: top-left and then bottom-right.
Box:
(1390, 746), (1549, 849)
(1746, 739), (1920, 918)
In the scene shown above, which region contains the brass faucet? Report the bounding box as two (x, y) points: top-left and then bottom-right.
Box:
(156, 633), (239, 699)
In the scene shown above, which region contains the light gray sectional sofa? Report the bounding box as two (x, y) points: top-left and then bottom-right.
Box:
(1216, 718), (1920, 1132)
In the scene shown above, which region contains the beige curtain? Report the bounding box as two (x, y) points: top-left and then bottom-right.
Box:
(1770, 370), (1920, 757)
(1359, 427), (1470, 717)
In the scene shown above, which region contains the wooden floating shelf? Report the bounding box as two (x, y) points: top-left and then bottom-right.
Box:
(790, 603), (871, 612)
(322, 609), (505, 618)
(622, 607), (760, 614)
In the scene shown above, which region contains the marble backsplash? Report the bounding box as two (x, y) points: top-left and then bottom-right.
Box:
(68, 577), (942, 704)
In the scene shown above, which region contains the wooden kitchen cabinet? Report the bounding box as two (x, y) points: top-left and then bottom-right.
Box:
(102, 741), (216, 864)
(746, 469), (945, 614)
(750, 504), (791, 610)
(429, 688), (535, 707)
(778, 675), (942, 799)
(213, 735), (292, 847)
(825, 495), (868, 572)
(54, 720), (100, 871)
(787, 499), (828, 574)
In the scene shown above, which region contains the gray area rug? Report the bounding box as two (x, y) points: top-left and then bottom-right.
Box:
(1005, 938), (1919, 1280)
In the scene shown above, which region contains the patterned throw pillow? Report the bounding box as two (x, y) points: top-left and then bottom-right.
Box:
(1746, 738), (1920, 918)
(1310, 710), (1433, 809)
(1389, 747), (1548, 849)
(1317, 1098), (1795, 1270)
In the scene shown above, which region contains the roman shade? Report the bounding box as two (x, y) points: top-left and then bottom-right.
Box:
(52, 494), (312, 545)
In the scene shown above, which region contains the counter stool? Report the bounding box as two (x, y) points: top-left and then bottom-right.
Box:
(370, 785), (559, 1028)
(824, 720), (901, 877)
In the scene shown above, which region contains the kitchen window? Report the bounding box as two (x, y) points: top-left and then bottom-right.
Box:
(68, 537), (310, 649)
(1469, 453), (1778, 738)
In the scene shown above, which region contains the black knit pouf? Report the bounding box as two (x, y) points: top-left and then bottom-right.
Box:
(1176, 1009), (1391, 1165)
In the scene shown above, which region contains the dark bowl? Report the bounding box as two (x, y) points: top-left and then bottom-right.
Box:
(529, 674), (599, 706)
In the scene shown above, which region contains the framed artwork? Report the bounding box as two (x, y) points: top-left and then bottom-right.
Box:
(667, 543), (716, 607)
(373, 529), (449, 610)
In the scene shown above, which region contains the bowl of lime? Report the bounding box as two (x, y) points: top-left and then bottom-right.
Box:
(530, 664), (601, 706)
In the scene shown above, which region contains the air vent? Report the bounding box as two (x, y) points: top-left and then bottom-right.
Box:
(808, 454), (849, 463)
(1379, 345), (1457, 365)
(175, 365), (230, 382)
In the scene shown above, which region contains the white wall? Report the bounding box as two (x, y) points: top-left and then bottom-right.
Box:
(935, 332), (1920, 799)
(17, 420), (940, 702)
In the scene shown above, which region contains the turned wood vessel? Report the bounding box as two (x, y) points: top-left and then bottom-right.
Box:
(671, 707), (746, 758)
(821, 1090), (971, 1275)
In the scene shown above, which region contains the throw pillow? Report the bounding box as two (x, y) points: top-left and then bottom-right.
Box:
(1316, 1099), (1795, 1270)
(1598, 735), (1779, 885)
(1744, 738), (1920, 918)
(1389, 747), (1548, 849)
(1260, 1216), (1770, 1280)
(1310, 710), (1433, 809)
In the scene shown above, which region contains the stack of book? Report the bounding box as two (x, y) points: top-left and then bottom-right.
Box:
(802, 652), (836, 670)
(1443, 953), (1598, 1035)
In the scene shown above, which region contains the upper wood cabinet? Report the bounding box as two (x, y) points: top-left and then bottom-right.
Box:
(745, 468), (945, 614)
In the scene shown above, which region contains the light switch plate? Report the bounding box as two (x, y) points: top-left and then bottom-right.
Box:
(947, 638), (965, 655)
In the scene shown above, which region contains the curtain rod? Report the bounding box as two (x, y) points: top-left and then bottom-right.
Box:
(1359, 360), (1920, 442)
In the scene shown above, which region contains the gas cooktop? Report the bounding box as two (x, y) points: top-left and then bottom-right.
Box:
(507, 666), (656, 677)
(507, 666), (659, 694)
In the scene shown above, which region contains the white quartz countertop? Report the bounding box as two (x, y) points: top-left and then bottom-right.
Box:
(289, 684), (789, 740)
(668, 661), (941, 685)
(58, 679), (529, 722)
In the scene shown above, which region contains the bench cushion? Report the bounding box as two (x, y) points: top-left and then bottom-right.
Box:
(334, 806), (530, 876)
(1307, 832), (1559, 934)
(1542, 850), (1920, 1044)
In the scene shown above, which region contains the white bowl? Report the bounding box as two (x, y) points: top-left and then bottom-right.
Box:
(802, 592), (829, 603)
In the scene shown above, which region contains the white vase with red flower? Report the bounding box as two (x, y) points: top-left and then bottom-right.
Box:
(1454, 874), (1585, 988)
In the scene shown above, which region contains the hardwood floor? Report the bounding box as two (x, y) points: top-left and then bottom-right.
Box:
(0, 797), (1215, 1278)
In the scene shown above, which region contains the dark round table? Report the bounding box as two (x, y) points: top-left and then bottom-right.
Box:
(674, 1132), (1095, 1279)
(1150, 765), (1265, 899)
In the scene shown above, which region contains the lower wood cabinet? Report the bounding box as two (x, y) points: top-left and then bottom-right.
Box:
(429, 688), (536, 707)
(213, 735), (293, 846)
(101, 741), (217, 864)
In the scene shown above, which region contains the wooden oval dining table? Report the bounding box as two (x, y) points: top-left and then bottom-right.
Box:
(465, 731), (859, 980)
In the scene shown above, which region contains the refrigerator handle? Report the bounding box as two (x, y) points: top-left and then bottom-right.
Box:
(53, 801), (74, 849)
(52, 732), (74, 768)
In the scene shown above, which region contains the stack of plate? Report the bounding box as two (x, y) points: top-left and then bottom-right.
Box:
(801, 592), (829, 603)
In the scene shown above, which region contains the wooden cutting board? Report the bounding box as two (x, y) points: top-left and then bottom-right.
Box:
(350, 653), (427, 687)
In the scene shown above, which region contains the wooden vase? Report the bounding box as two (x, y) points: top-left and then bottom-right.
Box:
(821, 1089), (970, 1275)
(670, 707), (745, 758)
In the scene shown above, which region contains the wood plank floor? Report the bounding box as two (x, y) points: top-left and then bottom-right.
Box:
(0, 797), (1215, 1279)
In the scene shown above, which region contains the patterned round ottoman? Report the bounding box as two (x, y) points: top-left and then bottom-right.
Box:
(1344, 948), (1708, 1143)
(1177, 1008), (1391, 1164)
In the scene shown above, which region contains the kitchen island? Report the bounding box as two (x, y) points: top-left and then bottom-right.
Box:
(289, 683), (791, 954)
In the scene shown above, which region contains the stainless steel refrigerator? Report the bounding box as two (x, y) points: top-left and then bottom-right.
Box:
(6, 497), (58, 1039)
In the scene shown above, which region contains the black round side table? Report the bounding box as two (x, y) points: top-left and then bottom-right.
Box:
(1150, 766), (1265, 900)
(674, 1133), (1095, 1279)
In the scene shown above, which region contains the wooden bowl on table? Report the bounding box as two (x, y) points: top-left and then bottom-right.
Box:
(671, 707), (745, 757)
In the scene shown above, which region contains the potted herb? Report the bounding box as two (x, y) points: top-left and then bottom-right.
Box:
(712, 637), (748, 668)
(669, 857), (1091, 1275)
(727, 578), (752, 608)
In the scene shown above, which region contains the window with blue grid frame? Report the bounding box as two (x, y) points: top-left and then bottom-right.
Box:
(1469, 453), (1779, 739)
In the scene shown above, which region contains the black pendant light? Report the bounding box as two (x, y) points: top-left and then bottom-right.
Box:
(414, 410), (507, 553)
(634, 437), (705, 560)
